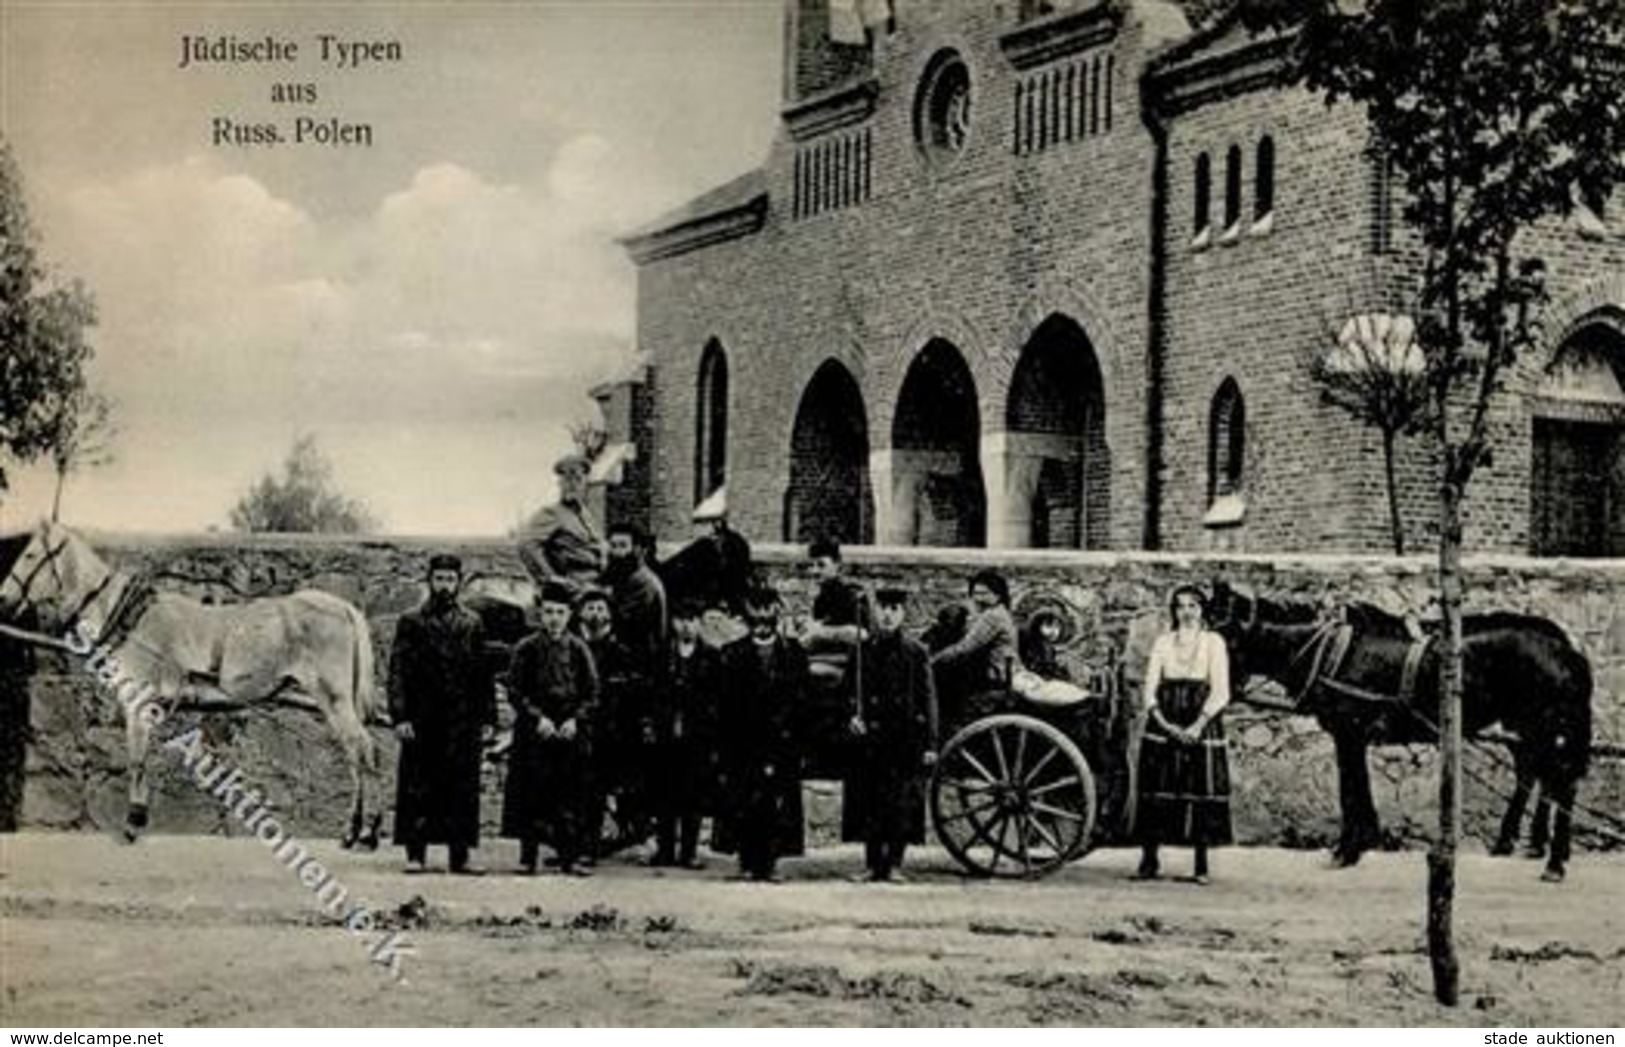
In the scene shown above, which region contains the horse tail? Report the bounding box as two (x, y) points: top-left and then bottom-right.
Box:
(347, 603), (383, 733)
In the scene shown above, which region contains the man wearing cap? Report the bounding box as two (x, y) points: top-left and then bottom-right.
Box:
(502, 579), (600, 875)
(516, 453), (606, 597)
(649, 598), (720, 868)
(716, 586), (808, 882)
(389, 554), (496, 874)
(842, 585), (937, 883)
(574, 586), (649, 854)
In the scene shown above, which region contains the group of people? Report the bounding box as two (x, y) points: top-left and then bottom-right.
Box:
(388, 450), (1239, 884)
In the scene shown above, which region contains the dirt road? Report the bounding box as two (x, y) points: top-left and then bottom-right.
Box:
(2, 833), (1620, 1026)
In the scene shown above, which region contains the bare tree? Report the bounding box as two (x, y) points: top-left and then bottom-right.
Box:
(46, 386), (118, 522)
(1309, 311), (1431, 554)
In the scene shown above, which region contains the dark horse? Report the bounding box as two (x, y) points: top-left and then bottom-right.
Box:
(1207, 582), (1593, 882)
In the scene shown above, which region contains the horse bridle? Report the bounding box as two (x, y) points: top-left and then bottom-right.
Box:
(1213, 588), (1343, 712)
(0, 533), (71, 620)
(0, 532), (122, 643)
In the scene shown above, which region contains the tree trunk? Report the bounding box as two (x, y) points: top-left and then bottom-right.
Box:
(1383, 428), (1405, 555)
(1428, 478), (1465, 1006)
(50, 469), (64, 523)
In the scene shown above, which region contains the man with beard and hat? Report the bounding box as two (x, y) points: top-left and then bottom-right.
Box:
(502, 579), (599, 876)
(389, 553), (496, 874)
(516, 452), (606, 598)
(574, 585), (649, 855)
(716, 586), (807, 882)
(604, 521), (667, 680)
(842, 584), (937, 883)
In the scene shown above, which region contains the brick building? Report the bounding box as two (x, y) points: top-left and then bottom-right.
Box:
(600, 0), (1625, 556)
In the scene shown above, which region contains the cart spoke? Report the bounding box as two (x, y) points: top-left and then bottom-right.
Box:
(1020, 744), (1059, 786)
(1011, 726), (1029, 786)
(990, 726), (1011, 784)
(941, 776), (997, 794)
(1031, 799), (1087, 823)
(942, 796), (1001, 823)
(956, 747), (1001, 788)
(1027, 812), (1064, 854)
(1028, 774), (1082, 798)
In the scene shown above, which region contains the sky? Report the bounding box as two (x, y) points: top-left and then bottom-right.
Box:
(0, 0), (783, 535)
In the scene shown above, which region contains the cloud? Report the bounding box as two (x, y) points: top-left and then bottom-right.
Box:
(21, 145), (649, 532)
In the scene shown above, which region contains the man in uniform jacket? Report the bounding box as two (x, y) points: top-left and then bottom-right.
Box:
(389, 553), (496, 874)
(649, 598), (720, 868)
(502, 579), (599, 876)
(842, 585), (938, 882)
(516, 453), (605, 598)
(717, 587), (808, 881)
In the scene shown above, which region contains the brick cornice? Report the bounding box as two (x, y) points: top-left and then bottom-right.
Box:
(781, 75), (880, 141)
(1145, 28), (1293, 116)
(998, 3), (1121, 71)
(620, 195), (769, 265)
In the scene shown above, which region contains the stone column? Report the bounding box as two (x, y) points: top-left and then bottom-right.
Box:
(980, 431), (1073, 549)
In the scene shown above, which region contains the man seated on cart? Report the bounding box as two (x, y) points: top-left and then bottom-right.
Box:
(929, 569), (1021, 723)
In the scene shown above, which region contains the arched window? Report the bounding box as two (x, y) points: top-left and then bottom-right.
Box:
(694, 341), (728, 503)
(1209, 378), (1246, 501)
(1224, 144), (1243, 231)
(1193, 152), (1211, 239)
(1254, 136), (1275, 223)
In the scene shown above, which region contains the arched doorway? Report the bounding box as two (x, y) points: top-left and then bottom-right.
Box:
(1529, 314), (1625, 557)
(892, 339), (985, 547)
(1002, 314), (1109, 548)
(785, 361), (874, 544)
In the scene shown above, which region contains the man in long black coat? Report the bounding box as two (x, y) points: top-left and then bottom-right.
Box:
(649, 598), (721, 867)
(576, 586), (650, 853)
(389, 554), (496, 874)
(717, 587), (807, 882)
(502, 580), (599, 875)
(842, 585), (938, 882)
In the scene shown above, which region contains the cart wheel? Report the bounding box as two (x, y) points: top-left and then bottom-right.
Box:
(931, 713), (1096, 879)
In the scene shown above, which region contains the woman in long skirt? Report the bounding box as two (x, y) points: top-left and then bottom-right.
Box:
(1134, 584), (1233, 884)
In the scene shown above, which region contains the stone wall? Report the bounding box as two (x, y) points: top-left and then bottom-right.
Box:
(18, 533), (1624, 857)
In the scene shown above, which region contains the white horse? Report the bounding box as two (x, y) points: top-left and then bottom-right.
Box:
(0, 521), (384, 846)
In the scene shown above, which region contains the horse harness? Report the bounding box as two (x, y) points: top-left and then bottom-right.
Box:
(1280, 618), (1433, 714)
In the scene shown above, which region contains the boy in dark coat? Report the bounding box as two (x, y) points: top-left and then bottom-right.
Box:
(842, 585), (938, 882)
(717, 587), (807, 882)
(502, 580), (599, 875)
(389, 553), (496, 874)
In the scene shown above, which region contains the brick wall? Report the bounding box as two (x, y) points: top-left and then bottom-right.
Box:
(629, 2), (1625, 559)
(16, 533), (1624, 858)
(637, 1), (1161, 550)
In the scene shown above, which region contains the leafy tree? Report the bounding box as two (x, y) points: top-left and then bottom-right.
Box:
(0, 139), (97, 497)
(230, 434), (380, 534)
(1238, 0), (1625, 1005)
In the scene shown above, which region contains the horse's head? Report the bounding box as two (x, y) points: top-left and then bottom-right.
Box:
(0, 521), (109, 632)
(1205, 581), (1331, 691)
